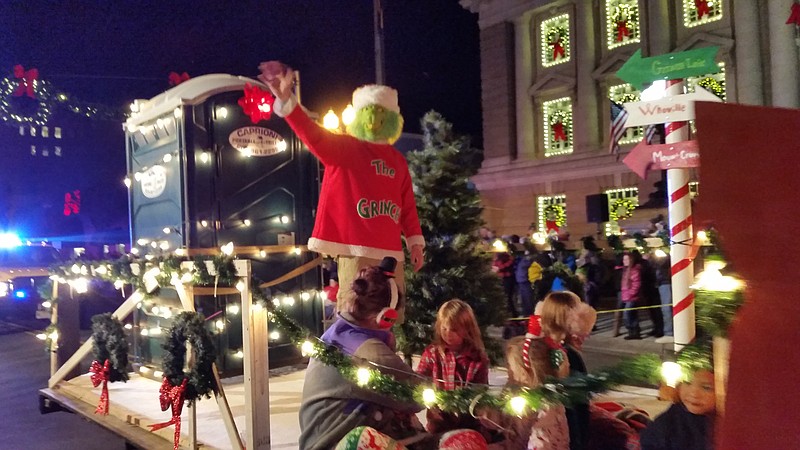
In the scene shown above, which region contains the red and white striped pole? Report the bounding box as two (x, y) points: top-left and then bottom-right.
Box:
(664, 78), (695, 351)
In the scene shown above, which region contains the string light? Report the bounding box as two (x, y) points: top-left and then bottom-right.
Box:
(509, 396), (527, 415)
(356, 367), (372, 386)
(301, 340), (317, 357)
(661, 361), (683, 387)
(422, 388), (437, 407)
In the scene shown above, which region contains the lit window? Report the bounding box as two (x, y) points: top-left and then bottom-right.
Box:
(543, 97), (573, 156)
(19, 126), (25, 136)
(55, 127), (62, 139)
(31, 145), (36, 156)
(541, 14), (570, 67)
(605, 188), (639, 235)
(30, 127), (37, 137)
(689, 182), (700, 199)
(683, 0), (723, 27)
(606, 0), (640, 49)
(54, 146), (62, 157)
(609, 83), (643, 144)
(42, 148), (49, 157)
(538, 195), (567, 234)
(42, 126), (49, 138)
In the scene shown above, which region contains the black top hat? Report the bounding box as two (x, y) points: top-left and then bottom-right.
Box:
(378, 256), (397, 276)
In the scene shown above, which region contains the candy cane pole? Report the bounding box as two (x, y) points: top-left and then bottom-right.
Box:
(665, 78), (695, 352)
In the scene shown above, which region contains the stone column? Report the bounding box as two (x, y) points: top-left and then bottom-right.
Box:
(733, 0), (765, 105)
(480, 22), (517, 160)
(514, 13), (536, 159)
(573, 0), (599, 152)
(644, 0), (672, 57)
(768, 0), (800, 107)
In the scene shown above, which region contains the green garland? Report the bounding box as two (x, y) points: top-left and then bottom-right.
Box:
(611, 5), (638, 38)
(609, 198), (636, 222)
(546, 26), (567, 47)
(91, 314), (130, 383)
(695, 288), (745, 338)
(161, 311), (217, 404)
(543, 204), (566, 227)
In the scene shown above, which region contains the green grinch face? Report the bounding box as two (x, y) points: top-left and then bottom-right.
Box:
(347, 105), (403, 144)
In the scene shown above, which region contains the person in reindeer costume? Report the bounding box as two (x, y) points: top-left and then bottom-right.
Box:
(259, 61), (425, 324)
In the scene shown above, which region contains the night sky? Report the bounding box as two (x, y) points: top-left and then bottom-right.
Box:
(0, 0), (482, 142)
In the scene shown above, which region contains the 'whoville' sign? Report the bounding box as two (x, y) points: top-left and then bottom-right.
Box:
(229, 126), (287, 157)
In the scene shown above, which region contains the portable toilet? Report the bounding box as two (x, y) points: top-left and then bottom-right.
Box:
(124, 74), (321, 373)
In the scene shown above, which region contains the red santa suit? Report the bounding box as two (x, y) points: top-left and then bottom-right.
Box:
(282, 105), (424, 260)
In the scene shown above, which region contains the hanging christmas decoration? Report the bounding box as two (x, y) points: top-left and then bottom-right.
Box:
(543, 204), (566, 233)
(161, 311), (217, 403)
(787, 2), (800, 25)
(13, 64), (38, 98)
(90, 314), (129, 415)
(0, 66), (124, 126)
(611, 5), (637, 42)
(697, 77), (725, 100)
(549, 110), (570, 143)
(148, 378), (188, 450)
(168, 71), (190, 87)
(609, 198), (637, 222)
(694, 0), (710, 19)
(547, 26), (568, 60)
(237, 83), (274, 124)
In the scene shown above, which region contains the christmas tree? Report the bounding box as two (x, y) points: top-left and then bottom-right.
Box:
(398, 111), (507, 360)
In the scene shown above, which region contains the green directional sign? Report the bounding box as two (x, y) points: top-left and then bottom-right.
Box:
(616, 46), (720, 88)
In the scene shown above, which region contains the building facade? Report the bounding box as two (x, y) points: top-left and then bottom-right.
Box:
(461, 0), (799, 243)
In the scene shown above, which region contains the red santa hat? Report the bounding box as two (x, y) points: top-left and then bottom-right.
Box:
(351, 84), (400, 114)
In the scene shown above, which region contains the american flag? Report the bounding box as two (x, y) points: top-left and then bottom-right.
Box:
(609, 100), (629, 154)
(644, 124), (661, 144)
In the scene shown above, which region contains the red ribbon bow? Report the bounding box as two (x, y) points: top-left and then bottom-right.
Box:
(551, 121), (567, 142)
(168, 71), (190, 86)
(545, 220), (560, 234)
(787, 2), (800, 25)
(550, 38), (566, 60)
(238, 83), (275, 124)
(13, 65), (38, 98)
(149, 378), (188, 450)
(90, 359), (111, 415)
(694, 0), (710, 19)
(615, 21), (630, 42)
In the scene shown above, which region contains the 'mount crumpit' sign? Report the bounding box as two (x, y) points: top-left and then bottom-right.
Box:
(229, 126), (287, 157)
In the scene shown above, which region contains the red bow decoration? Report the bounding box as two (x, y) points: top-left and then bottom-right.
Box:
(238, 83), (275, 124)
(545, 220), (560, 234)
(615, 21), (630, 42)
(552, 121), (567, 142)
(787, 2), (800, 25)
(149, 378), (188, 450)
(90, 359), (111, 415)
(550, 38), (566, 60)
(168, 71), (190, 86)
(13, 65), (38, 98)
(694, 0), (710, 19)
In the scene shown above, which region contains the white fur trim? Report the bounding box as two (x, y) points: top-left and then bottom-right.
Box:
(388, 278), (399, 309)
(308, 237), (405, 261)
(351, 85), (400, 114)
(272, 95), (297, 118)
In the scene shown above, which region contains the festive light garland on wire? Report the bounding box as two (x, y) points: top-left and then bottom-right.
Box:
(48, 253), (676, 416)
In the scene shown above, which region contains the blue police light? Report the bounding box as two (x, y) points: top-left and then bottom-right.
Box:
(0, 232), (23, 248)
(14, 290), (27, 299)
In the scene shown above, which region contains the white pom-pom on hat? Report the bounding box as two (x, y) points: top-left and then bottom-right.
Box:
(351, 84), (400, 114)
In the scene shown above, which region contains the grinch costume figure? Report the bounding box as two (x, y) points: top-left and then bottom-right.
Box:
(259, 61), (424, 322)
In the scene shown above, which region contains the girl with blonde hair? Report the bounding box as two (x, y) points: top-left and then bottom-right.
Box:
(416, 299), (490, 435)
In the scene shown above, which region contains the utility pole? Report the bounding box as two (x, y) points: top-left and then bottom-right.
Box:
(373, 0), (386, 84)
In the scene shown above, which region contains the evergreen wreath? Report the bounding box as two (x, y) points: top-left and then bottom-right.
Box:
(697, 77), (725, 99)
(609, 198), (636, 222)
(546, 26), (568, 47)
(91, 314), (130, 382)
(610, 5), (638, 40)
(543, 204), (566, 227)
(161, 311), (217, 404)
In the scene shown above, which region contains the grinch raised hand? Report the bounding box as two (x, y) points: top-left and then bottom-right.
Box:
(259, 61), (425, 321)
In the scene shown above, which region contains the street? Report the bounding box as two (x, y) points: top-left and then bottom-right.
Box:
(0, 319), (125, 450)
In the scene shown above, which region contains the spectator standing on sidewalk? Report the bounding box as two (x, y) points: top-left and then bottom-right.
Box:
(640, 252), (664, 338)
(493, 250), (517, 317)
(652, 252), (674, 343)
(515, 247), (536, 316)
(619, 250), (643, 340)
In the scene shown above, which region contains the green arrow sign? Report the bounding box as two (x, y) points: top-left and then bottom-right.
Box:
(616, 47), (720, 88)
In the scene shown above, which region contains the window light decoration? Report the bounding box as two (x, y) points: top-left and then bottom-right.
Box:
(541, 14), (571, 67)
(683, 0), (723, 27)
(687, 63), (726, 135)
(608, 84), (643, 145)
(604, 187), (639, 236)
(542, 97), (573, 156)
(606, 0), (640, 49)
(537, 195), (567, 235)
